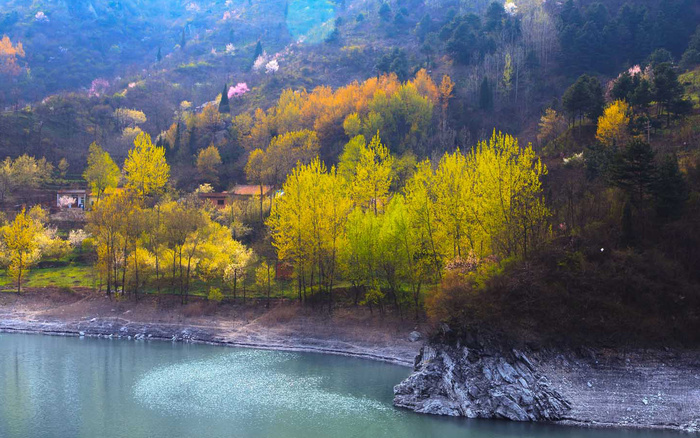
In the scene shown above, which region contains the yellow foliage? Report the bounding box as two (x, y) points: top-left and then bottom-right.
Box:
(241, 71), (437, 153)
(0, 34), (25, 76)
(596, 100), (630, 147)
(123, 132), (170, 197)
(196, 145), (222, 183)
(2, 209), (39, 292)
(537, 108), (568, 146)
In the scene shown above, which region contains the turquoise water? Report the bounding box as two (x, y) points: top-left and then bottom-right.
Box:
(0, 333), (684, 438)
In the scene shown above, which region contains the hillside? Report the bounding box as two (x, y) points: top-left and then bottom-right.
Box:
(0, 0), (699, 348)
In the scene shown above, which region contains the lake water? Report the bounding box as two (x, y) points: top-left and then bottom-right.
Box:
(0, 333), (684, 438)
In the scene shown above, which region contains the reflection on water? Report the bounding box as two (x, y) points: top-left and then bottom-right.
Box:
(0, 333), (686, 438)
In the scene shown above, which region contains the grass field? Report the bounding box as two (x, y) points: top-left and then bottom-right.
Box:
(0, 264), (97, 291)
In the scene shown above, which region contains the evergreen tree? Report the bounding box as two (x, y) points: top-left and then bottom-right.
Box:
(484, 2), (505, 33)
(253, 40), (263, 62)
(652, 62), (684, 127)
(379, 3), (392, 21)
(562, 74), (604, 125)
(219, 83), (230, 114)
(156, 46), (162, 62)
(631, 78), (652, 110)
(680, 25), (700, 70)
(654, 154), (688, 220)
(610, 138), (657, 205)
(180, 28), (187, 48)
(416, 14), (431, 42)
(620, 199), (634, 246)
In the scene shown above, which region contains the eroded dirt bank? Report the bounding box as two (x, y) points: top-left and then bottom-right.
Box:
(0, 288), (421, 365)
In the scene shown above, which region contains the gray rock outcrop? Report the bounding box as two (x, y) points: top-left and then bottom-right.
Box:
(394, 343), (571, 421)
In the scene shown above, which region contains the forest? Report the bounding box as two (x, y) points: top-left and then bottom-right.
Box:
(1, 0), (699, 346)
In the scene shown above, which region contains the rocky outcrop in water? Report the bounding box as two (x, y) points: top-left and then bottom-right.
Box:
(394, 334), (700, 431)
(394, 342), (571, 421)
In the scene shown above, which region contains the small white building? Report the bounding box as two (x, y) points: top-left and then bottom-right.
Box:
(57, 189), (88, 209)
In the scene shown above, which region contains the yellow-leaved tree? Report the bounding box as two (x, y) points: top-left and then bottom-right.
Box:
(268, 158), (351, 309)
(123, 132), (170, 198)
(196, 145), (222, 184)
(83, 142), (120, 201)
(2, 209), (38, 293)
(350, 133), (393, 215)
(596, 100), (630, 147)
(469, 131), (549, 258)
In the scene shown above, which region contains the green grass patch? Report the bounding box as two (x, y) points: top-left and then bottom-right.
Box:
(0, 264), (96, 291)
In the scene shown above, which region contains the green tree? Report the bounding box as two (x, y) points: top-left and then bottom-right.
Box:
(563, 74), (604, 125)
(83, 142), (120, 201)
(611, 138), (657, 205)
(654, 154), (688, 220)
(218, 84), (230, 114)
(652, 62), (684, 127)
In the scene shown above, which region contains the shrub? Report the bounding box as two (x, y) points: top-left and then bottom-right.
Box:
(208, 287), (224, 302)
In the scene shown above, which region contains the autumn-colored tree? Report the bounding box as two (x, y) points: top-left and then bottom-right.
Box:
(240, 71), (437, 155)
(83, 143), (120, 201)
(537, 108), (568, 147)
(196, 145), (222, 184)
(2, 209), (38, 293)
(114, 108), (147, 130)
(596, 100), (630, 147)
(438, 75), (455, 121)
(262, 130), (320, 189)
(87, 191), (134, 295)
(123, 132), (170, 198)
(0, 35), (25, 77)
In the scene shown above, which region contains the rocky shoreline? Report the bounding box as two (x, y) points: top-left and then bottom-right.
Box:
(0, 316), (416, 366)
(1, 296), (698, 433)
(393, 335), (700, 433)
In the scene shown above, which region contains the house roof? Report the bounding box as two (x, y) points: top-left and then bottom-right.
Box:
(58, 189), (88, 194)
(232, 185), (272, 196)
(198, 192), (229, 199)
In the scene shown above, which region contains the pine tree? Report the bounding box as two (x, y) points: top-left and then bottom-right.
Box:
(219, 83), (230, 113)
(180, 28), (187, 48)
(654, 154), (688, 220)
(610, 138), (657, 205)
(157, 46), (162, 62)
(253, 40), (263, 62)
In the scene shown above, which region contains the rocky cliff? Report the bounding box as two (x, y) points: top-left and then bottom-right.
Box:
(394, 335), (700, 432)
